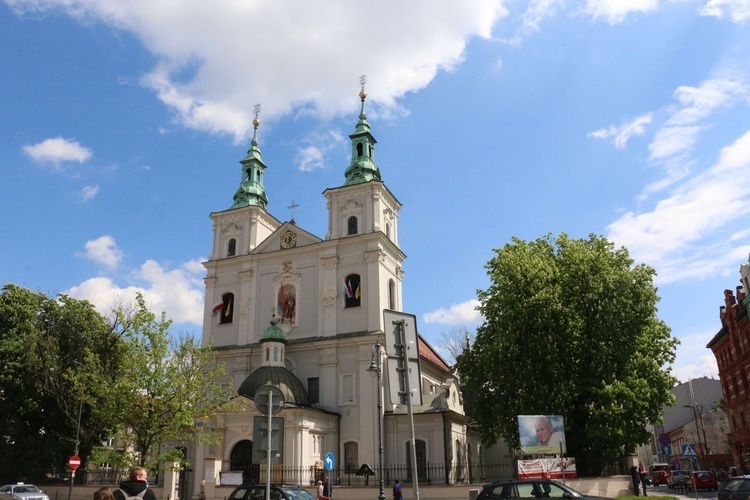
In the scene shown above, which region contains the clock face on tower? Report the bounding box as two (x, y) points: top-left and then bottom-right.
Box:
(280, 230), (297, 249)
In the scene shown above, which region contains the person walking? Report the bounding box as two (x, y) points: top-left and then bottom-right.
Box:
(393, 479), (403, 500)
(113, 467), (157, 500)
(316, 480), (324, 500)
(630, 466), (641, 496)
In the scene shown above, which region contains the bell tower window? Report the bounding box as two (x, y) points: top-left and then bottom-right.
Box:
(357, 143), (363, 157)
(219, 293), (234, 324)
(347, 216), (358, 235)
(227, 238), (236, 257)
(344, 274), (361, 308)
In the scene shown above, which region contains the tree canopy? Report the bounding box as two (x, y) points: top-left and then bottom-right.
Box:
(91, 293), (238, 471)
(0, 283), (120, 483)
(0, 284), (237, 481)
(456, 234), (679, 475)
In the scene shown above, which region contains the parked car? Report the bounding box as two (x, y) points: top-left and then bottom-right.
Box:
(668, 470), (688, 489)
(476, 478), (610, 499)
(717, 475), (750, 500)
(686, 471), (718, 491)
(228, 483), (315, 500)
(0, 484), (50, 500)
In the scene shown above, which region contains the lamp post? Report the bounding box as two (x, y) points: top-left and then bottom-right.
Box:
(68, 361), (84, 500)
(368, 342), (386, 500)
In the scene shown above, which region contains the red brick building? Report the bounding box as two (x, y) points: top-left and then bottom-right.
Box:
(707, 259), (750, 469)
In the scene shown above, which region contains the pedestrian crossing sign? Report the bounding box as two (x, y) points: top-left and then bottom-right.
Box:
(682, 444), (697, 457)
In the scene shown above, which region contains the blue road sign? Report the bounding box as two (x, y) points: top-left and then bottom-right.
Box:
(662, 445), (672, 456)
(325, 452), (335, 471)
(682, 444), (697, 457)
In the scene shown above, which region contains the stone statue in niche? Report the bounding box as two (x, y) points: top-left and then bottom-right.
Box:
(277, 284), (296, 324)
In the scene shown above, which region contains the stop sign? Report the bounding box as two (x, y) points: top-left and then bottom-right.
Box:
(68, 455), (81, 470)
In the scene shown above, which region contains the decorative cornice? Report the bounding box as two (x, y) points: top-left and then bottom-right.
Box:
(240, 270), (254, 282)
(364, 249), (385, 264)
(204, 276), (217, 287)
(322, 256), (339, 270)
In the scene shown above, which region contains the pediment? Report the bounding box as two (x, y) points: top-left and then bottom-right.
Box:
(253, 222), (323, 254)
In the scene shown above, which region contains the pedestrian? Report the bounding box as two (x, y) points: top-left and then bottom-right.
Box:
(322, 478), (330, 499)
(393, 479), (403, 500)
(316, 480), (324, 500)
(113, 467), (157, 500)
(94, 488), (115, 500)
(630, 466), (641, 496)
(639, 462), (648, 497)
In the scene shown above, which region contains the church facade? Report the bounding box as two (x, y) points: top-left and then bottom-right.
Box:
(190, 88), (477, 491)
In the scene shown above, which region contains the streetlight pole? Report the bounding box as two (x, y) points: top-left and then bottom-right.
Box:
(368, 343), (386, 500)
(68, 361), (84, 500)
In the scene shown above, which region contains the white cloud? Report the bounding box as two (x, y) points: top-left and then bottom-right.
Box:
(7, 0), (507, 141)
(80, 184), (99, 202)
(588, 113), (653, 150)
(22, 136), (92, 166)
(64, 258), (206, 325)
(294, 129), (347, 172)
(699, 0), (750, 23)
(423, 299), (482, 324)
(500, 0), (560, 46)
(607, 129), (750, 283)
(581, 0), (659, 24)
(76, 235), (123, 269)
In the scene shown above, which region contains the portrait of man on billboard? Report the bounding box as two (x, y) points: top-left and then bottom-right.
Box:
(518, 415), (567, 455)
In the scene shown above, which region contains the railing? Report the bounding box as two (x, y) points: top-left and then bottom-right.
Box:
(225, 461), (515, 487)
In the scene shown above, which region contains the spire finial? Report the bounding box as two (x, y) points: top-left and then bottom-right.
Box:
(359, 74), (367, 102)
(287, 199), (299, 223)
(252, 103), (261, 128)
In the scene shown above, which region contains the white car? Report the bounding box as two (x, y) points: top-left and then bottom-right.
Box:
(0, 484), (50, 500)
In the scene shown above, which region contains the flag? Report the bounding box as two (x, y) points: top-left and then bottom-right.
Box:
(225, 297), (232, 316)
(212, 300), (224, 316)
(355, 282), (360, 299)
(344, 279), (353, 299)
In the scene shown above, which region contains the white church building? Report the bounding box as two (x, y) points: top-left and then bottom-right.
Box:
(189, 87), (484, 493)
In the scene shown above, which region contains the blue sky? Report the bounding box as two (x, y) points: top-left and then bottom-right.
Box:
(2, 0), (749, 382)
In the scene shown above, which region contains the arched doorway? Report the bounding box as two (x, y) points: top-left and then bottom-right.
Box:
(230, 440), (258, 483)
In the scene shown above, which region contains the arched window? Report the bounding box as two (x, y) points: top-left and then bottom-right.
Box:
(388, 279), (396, 310)
(256, 170), (261, 182)
(245, 168), (252, 181)
(369, 144), (373, 158)
(357, 143), (363, 157)
(406, 439), (427, 481)
(227, 238), (236, 256)
(385, 223), (391, 239)
(344, 442), (358, 473)
(344, 274), (361, 308)
(347, 216), (358, 235)
(220, 293), (234, 324)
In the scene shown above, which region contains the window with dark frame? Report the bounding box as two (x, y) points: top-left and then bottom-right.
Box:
(347, 216), (358, 235)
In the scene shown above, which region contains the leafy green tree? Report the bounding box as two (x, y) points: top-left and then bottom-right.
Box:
(92, 292), (237, 472)
(0, 284), (121, 483)
(456, 234), (678, 475)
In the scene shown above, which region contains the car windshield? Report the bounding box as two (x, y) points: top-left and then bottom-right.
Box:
(13, 487), (41, 494)
(279, 488), (314, 500)
(719, 479), (750, 492)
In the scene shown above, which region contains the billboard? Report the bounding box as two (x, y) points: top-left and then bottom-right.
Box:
(518, 414), (567, 455)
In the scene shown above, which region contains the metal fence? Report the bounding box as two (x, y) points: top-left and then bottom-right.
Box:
(227, 461), (515, 487)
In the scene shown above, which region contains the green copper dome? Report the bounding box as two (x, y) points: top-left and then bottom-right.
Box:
(231, 110), (269, 209)
(343, 87), (382, 186)
(261, 318), (286, 344)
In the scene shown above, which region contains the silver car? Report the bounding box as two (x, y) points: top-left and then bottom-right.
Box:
(0, 484), (50, 500)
